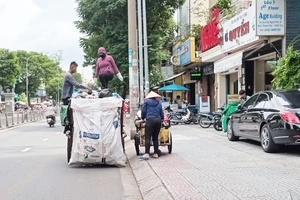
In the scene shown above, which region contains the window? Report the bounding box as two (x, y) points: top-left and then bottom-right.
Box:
(253, 94), (269, 109)
(277, 91), (300, 108)
(243, 94), (259, 109)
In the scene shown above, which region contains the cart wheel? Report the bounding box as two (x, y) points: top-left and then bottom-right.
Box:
(67, 132), (73, 163)
(134, 135), (140, 156)
(168, 133), (172, 154)
(157, 149), (162, 157)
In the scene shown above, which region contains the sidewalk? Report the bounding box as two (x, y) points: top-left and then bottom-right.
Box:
(125, 118), (300, 200)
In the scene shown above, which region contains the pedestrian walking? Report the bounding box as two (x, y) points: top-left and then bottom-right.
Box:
(140, 91), (164, 160)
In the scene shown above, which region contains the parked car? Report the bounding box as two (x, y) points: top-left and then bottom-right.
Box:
(227, 89), (300, 153)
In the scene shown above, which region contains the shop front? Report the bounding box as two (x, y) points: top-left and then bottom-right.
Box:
(199, 8), (225, 112)
(201, 63), (215, 112)
(214, 52), (243, 108)
(171, 37), (199, 105)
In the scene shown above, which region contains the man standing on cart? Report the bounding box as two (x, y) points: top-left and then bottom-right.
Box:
(61, 61), (92, 105)
(140, 91), (164, 160)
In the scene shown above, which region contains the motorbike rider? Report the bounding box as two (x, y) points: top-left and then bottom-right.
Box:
(61, 61), (92, 105)
(44, 104), (57, 123)
(94, 47), (123, 89)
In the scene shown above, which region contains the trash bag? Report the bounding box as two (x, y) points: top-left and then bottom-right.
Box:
(60, 105), (69, 126)
(98, 89), (112, 98)
(222, 102), (239, 132)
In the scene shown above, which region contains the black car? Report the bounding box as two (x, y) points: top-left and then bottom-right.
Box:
(227, 89), (300, 153)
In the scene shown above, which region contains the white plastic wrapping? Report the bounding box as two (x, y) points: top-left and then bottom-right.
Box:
(69, 97), (126, 167)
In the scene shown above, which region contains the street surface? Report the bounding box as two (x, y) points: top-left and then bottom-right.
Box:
(141, 124), (300, 200)
(0, 120), (141, 200)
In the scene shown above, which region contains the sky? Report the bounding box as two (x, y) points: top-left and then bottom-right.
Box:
(0, 0), (93, 80)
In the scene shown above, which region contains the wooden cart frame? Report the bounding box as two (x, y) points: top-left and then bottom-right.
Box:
(133, 120), (172, 156)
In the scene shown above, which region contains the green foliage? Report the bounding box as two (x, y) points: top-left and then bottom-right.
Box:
(73, 73), (83, 84)
(0, 49), (20, 89)
(150, 68), (164, 88)
(272, 44), (300, 89)
(75, 0), (184, 97)
(45, 71), (64, 99)
(216, 0), (231, 10)
(17, 93), (26, 103)
(14, 50), (61, 103)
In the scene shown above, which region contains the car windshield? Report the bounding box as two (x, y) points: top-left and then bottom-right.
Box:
(276, 91), (300, 108)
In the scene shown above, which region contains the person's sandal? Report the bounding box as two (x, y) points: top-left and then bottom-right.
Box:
(139, 154), (150, 160)
(152, 154), (159, 159)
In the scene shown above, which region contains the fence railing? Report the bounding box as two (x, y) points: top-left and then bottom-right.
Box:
(0, 110), (43, 129)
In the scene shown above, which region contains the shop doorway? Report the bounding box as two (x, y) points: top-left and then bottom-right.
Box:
(245, 61), (254, 96)
(185, 83), (195, 105)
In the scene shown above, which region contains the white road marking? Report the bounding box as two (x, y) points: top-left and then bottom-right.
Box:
(56, 132), (60, 135)
(21, 148), (31, 152)
(42, 138), (49, 141)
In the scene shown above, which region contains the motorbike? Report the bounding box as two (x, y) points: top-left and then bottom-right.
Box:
(198, 107), (224, 131)
(168, 107), (191, 124)
(46, 115), (56, 127)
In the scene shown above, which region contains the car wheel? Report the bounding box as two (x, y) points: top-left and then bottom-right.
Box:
(227, 119), (239, 141)
(260, 124), (278, 153)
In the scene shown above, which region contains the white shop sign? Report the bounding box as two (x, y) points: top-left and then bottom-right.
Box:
(222, 5), (259, 52)
(256, 0), (285, 36)
(214, 52), (243, 73)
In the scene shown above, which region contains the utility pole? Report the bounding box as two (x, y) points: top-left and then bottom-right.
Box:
(142, 0), (150, 96)
(137, 0), (144, 102)
(128, 0), (139, 139)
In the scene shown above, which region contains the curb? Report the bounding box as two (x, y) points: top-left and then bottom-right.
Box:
(125, 139), (174, 200)
(0, 119), (43, 132)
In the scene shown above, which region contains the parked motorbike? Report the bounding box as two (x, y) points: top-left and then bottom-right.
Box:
(46, 115), (56, 127)
(169, 107), (191, 124)
(199, 107), (224, 130)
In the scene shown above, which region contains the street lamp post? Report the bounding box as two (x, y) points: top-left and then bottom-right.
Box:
(25, 57), (30, 107)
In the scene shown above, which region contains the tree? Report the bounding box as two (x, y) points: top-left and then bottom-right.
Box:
(150, 67), (164, 88)
(45, 71), (64, 99)
(0, 49), (20, 90)
(75, 0), (185, 97)
(73, 73), (83, 84)
(14, 50), (60, 104)
(272, 42), (300, 89)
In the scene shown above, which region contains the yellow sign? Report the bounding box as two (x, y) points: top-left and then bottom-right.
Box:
(227, 94), (239, 103)
(170, 55), (178, 66)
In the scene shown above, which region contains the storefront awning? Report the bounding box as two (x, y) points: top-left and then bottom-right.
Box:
(214, 52), (243, 74)
(214, 41), (267, 74)
(161, 71), (185, 82)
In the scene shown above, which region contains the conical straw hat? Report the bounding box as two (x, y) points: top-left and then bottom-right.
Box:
(145, 91), (161, 99)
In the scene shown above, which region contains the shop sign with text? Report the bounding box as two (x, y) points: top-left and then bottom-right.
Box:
(256, 0), (285, 36)
(172, 38), (196, 67)
(200, 8), (221, 52)
(203, 64), (214, 75)
(222, 5), (259, 52)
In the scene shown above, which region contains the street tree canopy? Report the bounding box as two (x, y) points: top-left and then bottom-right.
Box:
(0, 49), (20, 90)
(75, 0), (184, 96)
(272, 42), (300, 89)
(14, 50), (61, 103)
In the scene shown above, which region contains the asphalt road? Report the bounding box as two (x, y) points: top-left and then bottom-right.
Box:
(0, 120), (137, 200)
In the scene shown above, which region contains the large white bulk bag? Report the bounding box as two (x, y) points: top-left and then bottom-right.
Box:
(69, 97), (126, 167)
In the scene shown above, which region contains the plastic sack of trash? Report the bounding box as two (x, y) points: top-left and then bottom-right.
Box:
(69, 97), (126, 167)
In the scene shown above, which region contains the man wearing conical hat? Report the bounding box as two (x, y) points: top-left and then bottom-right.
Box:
(140, 91), (164, 160)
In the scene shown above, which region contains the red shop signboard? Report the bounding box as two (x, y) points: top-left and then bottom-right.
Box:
(200, 8), (221, 52)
